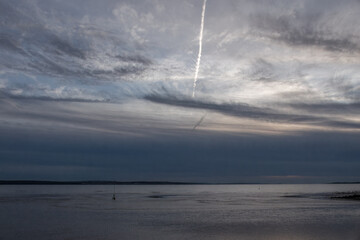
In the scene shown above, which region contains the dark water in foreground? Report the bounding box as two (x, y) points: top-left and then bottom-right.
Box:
(1, 184), (360, 240)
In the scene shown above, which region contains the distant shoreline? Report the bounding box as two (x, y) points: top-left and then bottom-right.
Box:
(0, 180), (203, 185)
(1, 180), (359, 185)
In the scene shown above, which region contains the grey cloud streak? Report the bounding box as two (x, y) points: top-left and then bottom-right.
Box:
(0, 90), (106, 104)
(145, 94), (360, 130)
(114, 54), (153, 66)
(288, 102), (360, 115)
(250, 3), (360, 53)
(257, 17), (358, 52)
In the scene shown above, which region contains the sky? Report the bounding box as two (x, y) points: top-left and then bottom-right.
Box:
(0, 0), (360, 183)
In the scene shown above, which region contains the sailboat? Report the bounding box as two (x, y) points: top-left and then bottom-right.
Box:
(112, 183), (116, 200)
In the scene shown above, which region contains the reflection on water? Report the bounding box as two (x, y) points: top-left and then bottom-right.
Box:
(1, 184), (360, 240)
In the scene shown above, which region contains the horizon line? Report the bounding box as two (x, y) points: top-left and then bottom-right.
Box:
(1, 180), (360, 185)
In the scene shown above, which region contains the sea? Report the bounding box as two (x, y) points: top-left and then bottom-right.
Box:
(1, 184), (360, 240)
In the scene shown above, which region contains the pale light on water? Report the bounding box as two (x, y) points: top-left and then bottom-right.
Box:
(1, 184), (360, 240)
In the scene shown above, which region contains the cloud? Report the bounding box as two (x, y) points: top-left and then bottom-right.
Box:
(0, 35), (25, 53)
(1, 0), (360, 182)
(251, 6), (360, 53)
(49, 36), (86, 60)
(144, 94), (360, 129)
(247, 58), (276, 82)
(0, 0), (153, 81)
(1, 0), (360, 132)
(114, 54), (153, 66)
(0, 90), (105, 103)
(288, 102), (360, 114)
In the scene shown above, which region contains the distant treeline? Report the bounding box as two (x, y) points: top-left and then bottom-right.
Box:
(330, 182), (360, 184)
(0, 180), (265, 185)
(0, 180), (203, 185)
(2, 180), (358, 185)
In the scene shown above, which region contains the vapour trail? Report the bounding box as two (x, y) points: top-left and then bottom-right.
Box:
(192, 112), (207, 130)
(192, 0), (207, 98)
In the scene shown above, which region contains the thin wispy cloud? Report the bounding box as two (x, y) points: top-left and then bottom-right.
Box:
(145, 94), (360, 130)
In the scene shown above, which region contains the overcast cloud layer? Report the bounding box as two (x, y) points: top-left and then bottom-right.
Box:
(1, 0), (360, 182)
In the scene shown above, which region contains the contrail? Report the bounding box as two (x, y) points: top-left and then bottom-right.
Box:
(192, 112), (207, 130)
(192, 0), (207, 98)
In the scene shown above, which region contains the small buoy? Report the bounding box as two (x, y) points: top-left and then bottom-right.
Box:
(112, 184), (116, 200)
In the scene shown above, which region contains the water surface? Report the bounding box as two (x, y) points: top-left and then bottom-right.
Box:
(1, 184), (360, 240)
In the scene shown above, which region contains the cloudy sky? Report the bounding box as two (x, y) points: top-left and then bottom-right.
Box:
(1, 0), (360, 183)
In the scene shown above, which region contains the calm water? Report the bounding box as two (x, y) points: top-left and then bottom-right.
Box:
(1, 184), (360, 240)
